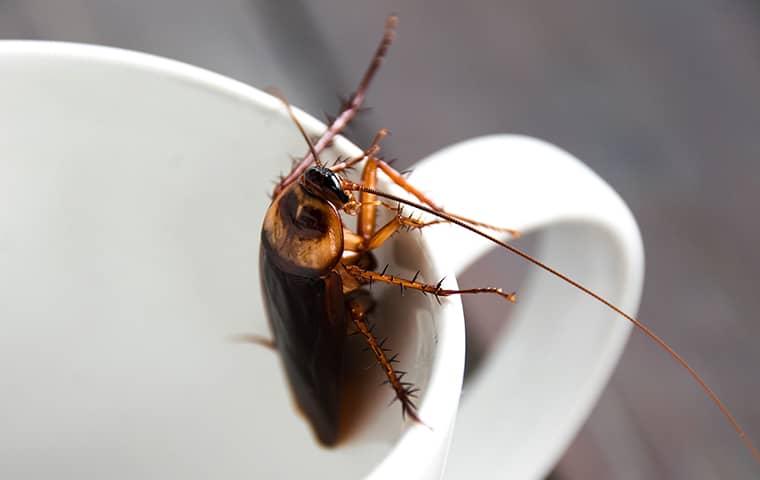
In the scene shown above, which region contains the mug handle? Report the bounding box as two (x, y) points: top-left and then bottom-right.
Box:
(405, 135), (644, 479)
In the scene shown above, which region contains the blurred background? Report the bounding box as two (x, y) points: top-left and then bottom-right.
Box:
(1, 1), (758, 478)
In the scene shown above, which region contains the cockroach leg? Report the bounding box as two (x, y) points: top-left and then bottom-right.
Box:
(273, 15), (398, 196)
(378, 158), (521, 237)
(351, 147), (444, 247)
(330, 128), (389, 173)
(347, 295), (421, 423)
(350, 157), (520, 238)
(364, 210), (444, 251)
(364, 215), (405, 251)
(345, 200), (442, 254)
(343, 228), (364, 251)
(343, 264), (517, 304)
(230, 334), (277, 351)
(357, 153), (380, 241)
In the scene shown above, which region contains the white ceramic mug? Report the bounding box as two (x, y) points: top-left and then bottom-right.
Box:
(0, 42), (643, 479)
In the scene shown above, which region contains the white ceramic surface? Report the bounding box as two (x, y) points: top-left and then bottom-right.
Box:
(0, 42), (643, 480)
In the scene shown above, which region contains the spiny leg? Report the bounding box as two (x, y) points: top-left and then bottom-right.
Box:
(365, 157), (520, 237)
(330, 128), (389, 173)
(344, 264), (517, 304)
(347, 145), (444, 248)
(347, 296), (421, 422)
(357, 150), (380, 241)
(344, 202), (444, 253)
(274, 15), (398, 196)
(364, 208), (445, 251)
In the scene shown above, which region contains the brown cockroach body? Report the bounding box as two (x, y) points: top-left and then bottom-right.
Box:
(260, 175), (350, 445)
(259, 15), (760, 463)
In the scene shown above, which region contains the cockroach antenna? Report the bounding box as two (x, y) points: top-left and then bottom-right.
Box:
(342, 180), (760, 464)
(270, 89), (325, 168)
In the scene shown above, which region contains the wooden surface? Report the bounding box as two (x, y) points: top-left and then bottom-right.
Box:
(2, 1), (759, 478)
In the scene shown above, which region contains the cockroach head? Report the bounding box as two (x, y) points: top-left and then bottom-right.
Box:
(302, 166), (350, 207)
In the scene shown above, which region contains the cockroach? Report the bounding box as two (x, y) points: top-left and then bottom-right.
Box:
(257, 14), (760, 464)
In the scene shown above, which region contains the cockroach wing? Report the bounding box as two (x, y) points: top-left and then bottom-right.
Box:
(259, 244), (347, 446)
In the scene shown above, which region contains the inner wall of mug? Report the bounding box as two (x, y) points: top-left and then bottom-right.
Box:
(0, 44), (450, 479)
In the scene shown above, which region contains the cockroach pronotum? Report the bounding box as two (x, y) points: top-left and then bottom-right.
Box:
(257, 15), (760, 464)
